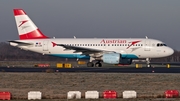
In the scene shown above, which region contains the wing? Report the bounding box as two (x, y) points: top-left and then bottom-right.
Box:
(52, 42), (112, 55)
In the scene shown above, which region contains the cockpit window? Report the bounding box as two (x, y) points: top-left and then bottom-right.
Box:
(163, 44), (167, 46)
(157, 43), (167, 47)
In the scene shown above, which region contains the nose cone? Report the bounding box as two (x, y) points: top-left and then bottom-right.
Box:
(168, 47), (174, 56)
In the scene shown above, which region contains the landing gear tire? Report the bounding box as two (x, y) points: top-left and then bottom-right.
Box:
(147, 64), (151, 67)
(95, 62), (102, 67)
(87, 62), (94, 67)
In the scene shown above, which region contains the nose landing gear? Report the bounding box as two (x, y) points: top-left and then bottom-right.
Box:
(146, 58), (151, 67)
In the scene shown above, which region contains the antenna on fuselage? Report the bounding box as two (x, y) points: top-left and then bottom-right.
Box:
(74, 36), (76, 39)
(145, 36), (148, 39)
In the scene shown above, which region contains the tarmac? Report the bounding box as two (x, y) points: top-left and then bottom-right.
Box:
(0, 66), (180, 73)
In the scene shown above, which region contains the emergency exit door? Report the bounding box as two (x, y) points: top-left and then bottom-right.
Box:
(144, 40), (150, 51)
(43, 41), (49, 51)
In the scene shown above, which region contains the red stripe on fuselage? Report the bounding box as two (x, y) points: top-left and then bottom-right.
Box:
(19, 29), (48, 40)
(14, 9), (26, 16)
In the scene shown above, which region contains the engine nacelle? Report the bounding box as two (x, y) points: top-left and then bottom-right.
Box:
(120, 58), (132, 65)
(102, 53), (132, 65)
(102, 53), (121, 64)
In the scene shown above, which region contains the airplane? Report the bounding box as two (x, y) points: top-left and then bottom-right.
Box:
(9, 9), (174, 67)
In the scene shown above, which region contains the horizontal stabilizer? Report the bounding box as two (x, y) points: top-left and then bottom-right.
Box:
(8, 40), (33, 45)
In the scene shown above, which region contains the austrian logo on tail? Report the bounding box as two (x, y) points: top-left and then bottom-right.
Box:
(18, 20), (28, 27)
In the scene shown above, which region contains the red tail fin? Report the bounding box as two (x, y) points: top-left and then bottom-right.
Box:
(14, 9), (48, 40)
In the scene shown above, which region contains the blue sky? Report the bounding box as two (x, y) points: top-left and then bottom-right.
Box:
(0, 0), (180, 50)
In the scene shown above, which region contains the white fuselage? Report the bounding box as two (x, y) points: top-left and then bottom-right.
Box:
(10, 38), (174, 59)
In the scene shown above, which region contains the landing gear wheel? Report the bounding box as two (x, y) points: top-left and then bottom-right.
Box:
(95, 62), (102, 67)
(147, 64), (151, 67)
(87, 62), (94, 67)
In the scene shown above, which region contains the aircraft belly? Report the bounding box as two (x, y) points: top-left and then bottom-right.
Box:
(51, 54), (89, 59)
(48, 46), (88, 58)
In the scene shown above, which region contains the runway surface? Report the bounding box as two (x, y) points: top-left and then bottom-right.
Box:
(0, 67), (180, 73)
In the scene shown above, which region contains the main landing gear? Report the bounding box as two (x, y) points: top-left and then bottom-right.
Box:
(87, 61), (102, 67)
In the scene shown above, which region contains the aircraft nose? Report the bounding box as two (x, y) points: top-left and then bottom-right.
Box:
(168, 48), (174, 56)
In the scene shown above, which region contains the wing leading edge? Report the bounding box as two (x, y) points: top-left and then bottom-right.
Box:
(51, 42), (113, 55)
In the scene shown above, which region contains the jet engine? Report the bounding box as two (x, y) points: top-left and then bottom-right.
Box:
(102, 53), (132, 65)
